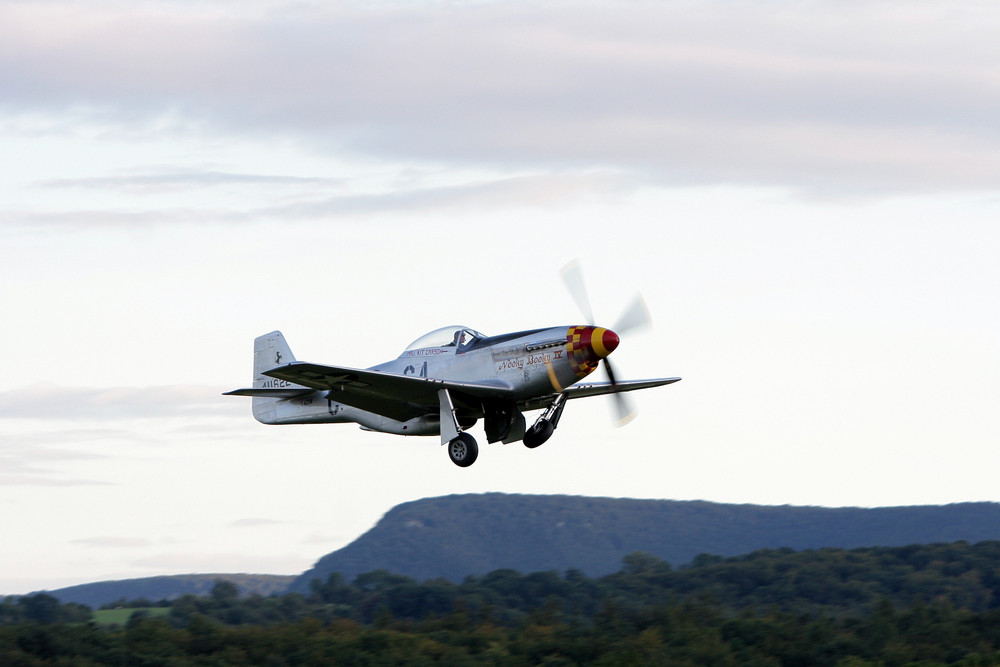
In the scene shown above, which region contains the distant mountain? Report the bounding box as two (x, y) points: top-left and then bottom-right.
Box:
(43, 574), (295, 608)
(289, 494), (1000, 592)
(37, 495), (1000, 606)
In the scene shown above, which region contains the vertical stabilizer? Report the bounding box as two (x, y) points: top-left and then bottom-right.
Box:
(252, 331), (299, 423)
(253, 331), (296, 387)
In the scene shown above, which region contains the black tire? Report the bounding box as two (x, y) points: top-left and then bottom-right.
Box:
(448, 432), (479, 467)
(523, 420), (554, 449)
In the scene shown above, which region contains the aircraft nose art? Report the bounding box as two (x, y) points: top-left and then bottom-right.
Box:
(566, 326), (619, 379)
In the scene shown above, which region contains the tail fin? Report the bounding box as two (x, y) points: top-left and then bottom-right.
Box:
(224, 331), (311, 424)
(253, 330), (296, 387)
(251, 331), (301, 423)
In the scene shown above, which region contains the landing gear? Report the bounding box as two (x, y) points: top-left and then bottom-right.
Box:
(523, 420), (554, 448)
(439, 387), (478, 467)
(524, 393), (567, 449)
(484, 402), (527, 444)
(448, 432), (479, 467)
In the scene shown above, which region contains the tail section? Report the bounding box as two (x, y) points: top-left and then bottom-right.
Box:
(224, 331), (312, 424)
(250, 331), (301, 423)
(254, 331), (296, 387)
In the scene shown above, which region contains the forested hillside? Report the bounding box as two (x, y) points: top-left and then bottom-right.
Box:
(40, 574), (295, 609)
(291, 494), (1000, 592)
(6, 541), (1000, 665)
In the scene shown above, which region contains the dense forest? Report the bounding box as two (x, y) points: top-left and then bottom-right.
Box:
(5, 541), (1000, 665)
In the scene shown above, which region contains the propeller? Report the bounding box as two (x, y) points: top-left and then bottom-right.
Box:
(559, 260), (652, 426)
(560, 259), (596, 326)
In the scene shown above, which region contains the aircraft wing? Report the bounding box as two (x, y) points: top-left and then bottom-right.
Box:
(260, 362), (516, 423)
(518, 377), (682, 412)
(562, 377), (682, 399)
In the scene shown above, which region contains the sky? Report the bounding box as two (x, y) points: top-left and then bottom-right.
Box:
(2, 0), (999, 595)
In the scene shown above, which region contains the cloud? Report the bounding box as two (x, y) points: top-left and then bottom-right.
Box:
(230, 518), (287, 528)
(1, 1), (998, 196)
(0, 475), (112, 487)
(37, 168), (344, 194)
(70, 536), (152, 548)
(129, 551), (307, 574)
(251, 171), (631, 217)
(0, 440), (114, 486)
(0, 384), (235, 420)
(1, 170), (629, 227)
(300, 531), (347, 546)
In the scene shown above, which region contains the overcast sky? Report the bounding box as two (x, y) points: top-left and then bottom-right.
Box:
(2, 0), (999, 595)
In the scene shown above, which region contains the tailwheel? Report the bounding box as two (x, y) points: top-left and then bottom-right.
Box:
(448, 432), (479, 467)
(523, 419), (554, 449)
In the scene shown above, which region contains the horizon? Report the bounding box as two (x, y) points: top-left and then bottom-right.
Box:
(12, 494), (1000, 597)
(3, 0), (999, 595)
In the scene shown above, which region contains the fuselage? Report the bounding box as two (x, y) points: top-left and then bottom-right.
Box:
(375, 326), (612, 391)
(254, 324), (618, 436)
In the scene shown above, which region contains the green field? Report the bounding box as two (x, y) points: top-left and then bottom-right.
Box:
(92, 607), (170, 625)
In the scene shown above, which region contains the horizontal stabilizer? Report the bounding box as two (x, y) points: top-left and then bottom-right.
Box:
(223, 388), (315, 399)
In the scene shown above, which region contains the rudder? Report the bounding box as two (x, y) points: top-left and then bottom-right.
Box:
(254, 330), (296, 387)
(224, 331), (311, 424)
(251, 331), (301, 424)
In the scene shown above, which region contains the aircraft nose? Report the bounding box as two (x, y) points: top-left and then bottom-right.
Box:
(591, 328), (620, 358)
(566, 326), (620, 379)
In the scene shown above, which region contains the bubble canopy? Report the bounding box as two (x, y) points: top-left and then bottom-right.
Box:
(403, 325), (486, 352)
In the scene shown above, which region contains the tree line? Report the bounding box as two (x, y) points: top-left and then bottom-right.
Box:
(4, 540), (1000, 665)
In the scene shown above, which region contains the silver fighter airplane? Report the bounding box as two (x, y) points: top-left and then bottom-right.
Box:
(225, 267), (681, 467)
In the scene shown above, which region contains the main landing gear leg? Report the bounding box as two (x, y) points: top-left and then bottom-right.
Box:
(439, 388), (478, 467)
(524, 393), (567, 449)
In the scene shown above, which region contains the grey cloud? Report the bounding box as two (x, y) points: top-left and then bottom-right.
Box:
(2, 442), (106, 465)
(165, 420), (260, 440)
(0, 207), (224, 228)
(2, 441), (105, 473)
(0, 384), (235, 420)
(2, 1), (999, 195)
(254, 171), (632, 217)
(37, 169), (344, 193)
(2, 438), (117, 486)
(2, 170), (627, 226)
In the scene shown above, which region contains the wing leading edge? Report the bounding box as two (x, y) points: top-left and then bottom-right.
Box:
(517, 377), (682, 412)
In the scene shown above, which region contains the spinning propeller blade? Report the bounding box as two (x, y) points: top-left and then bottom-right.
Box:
(614, 294), (652, 336)
(559, 259), (595, 326)
(602, 357), (637, 426)
(560, 260), (647, 427)
(611, 387), (637, 426)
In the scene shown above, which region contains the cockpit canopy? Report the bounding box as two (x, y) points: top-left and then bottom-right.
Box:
(403, 325), (486, 353)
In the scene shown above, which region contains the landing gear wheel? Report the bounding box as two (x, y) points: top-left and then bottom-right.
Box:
(523, 420), (554, 449)
(448, 432), (479, 467)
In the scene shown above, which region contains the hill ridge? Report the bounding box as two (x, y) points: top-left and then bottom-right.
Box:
(36, 494), (1000, 607)
(289, 493), (1000, 591)
(37, 573), (295, 609)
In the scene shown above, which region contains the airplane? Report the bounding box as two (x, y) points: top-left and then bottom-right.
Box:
(225, 265), (681, 467)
